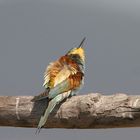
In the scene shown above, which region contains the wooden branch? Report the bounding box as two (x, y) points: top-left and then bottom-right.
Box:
(0, 93), (140, 129)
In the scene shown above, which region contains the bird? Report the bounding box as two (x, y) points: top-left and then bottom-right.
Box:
(32, 38), (86, 134)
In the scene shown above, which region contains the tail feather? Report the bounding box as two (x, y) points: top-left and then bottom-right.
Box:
(31, 88), (50, 102)
(35, 91), (71, 134)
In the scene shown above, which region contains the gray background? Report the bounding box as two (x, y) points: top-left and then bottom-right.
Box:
(0, 0), (140, 139)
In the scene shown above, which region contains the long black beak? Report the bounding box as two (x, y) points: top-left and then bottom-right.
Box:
(78, 37), (86, 48)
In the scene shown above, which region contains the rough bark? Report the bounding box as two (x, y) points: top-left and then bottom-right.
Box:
(0, 93), (140, 129)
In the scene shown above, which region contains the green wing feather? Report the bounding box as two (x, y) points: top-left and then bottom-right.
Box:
(48, 79), (70, 99)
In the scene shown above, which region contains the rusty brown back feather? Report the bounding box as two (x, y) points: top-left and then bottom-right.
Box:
(43, 55), (82, 89)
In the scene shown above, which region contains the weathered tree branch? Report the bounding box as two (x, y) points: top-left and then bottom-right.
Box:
(0, 93), (140, 129)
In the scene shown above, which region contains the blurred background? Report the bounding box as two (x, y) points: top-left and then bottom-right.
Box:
(0, 0), (140, 139)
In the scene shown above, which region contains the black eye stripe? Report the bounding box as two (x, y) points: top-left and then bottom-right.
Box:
(69, 54), (81, 59)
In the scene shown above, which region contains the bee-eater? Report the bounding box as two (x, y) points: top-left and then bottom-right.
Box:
(32, 38), (86, 133)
